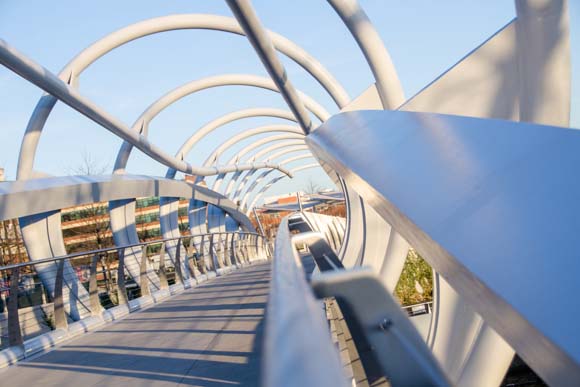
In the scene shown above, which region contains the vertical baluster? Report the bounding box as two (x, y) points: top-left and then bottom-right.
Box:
(252, 235), (257, 260)
(7, 266), (23, 347)
(175, 237), (184, 285)
(231, 233), (238, 266)
(228, 234), (234, 266)
(158, 242), (169, 289)
(53, 259), (68, 329)
(89, 254), (102, 315)
(258, 236), (263, 260)
(186, 236), (199, 280)
(116, 249), (128, 306)
(241, 235), (247, 263)
(194, 236), (206, 274)
(209, 234), (219, 272)
(222, 233), (228, 267)
(140, 245), (150, 296)
(250, 235), (255, 262)
(200, 234), (207, 273)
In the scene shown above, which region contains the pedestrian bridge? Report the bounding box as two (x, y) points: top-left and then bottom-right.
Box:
(0, 1), (578, 386)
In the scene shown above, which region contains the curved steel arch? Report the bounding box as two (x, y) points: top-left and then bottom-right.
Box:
(204, 137), (311, 236)
(200, 124), (304, 171)
(213, 142), (309, 232)
(188, 134), (307, 237)
(114, 74), (327, 174)
(222, 139), (307, 196)
(166, 107), (303, 179)
(161, 126), (304, 252)
(327, 0), (405, 109)
(5, 175), (254, 320)
(17, 14), (349, 180)
(239, 153), (313, 210)
(247, 163), (320, 211)
(229, 140), (310, 200)
(232, 145), (314, 203)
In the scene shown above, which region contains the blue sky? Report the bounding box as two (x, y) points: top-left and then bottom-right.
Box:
(0, 1), (578, 200)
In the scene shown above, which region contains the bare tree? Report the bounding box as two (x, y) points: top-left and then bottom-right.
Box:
(302, 179), (321, 194)
(63, 152), (114, 292)
(64, 151), (111, 252)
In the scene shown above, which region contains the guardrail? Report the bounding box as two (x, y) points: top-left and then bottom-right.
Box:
(0, 231), (269, 360)
(307, 109), (580, 385)
(263, 216), (348, 387)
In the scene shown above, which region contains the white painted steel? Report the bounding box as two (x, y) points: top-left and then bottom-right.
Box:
(16, 14), (349, 179)
(226, 0), (314, 134)
(264, 216), (348, 387)
(307, 109), (580, 386)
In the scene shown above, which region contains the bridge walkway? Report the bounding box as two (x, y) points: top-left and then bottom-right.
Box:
(0, 263), (270, 387)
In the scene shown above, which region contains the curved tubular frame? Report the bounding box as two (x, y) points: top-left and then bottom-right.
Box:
(327, 0), (405, 109)
(239, 153), (313, 210)
(166, 107), (302, 179)
(234, 148), (313, 204)
(17, 14), (349, 180)
(212, 143), (309, 232)
(4, 175), (254, 320)
(222, 139), (307, 196)
(204, 139), (311, 237)
(227, 0), (314, 134)
(0, 40), (277, 179)
(200, 124), (303, 169)
(114, 74), (328, 173)
(112, 122), (300, 273)
(161, 127), (305, 253)
(230, 141), (311, 200)
(187, 135), (307, 241)
(248, 163), (320, 211)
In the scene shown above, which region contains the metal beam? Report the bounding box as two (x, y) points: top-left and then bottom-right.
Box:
(226, 0), (314, 134)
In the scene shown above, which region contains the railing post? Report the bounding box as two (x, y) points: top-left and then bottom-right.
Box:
(116, 248), (128, 306)
(209, 233), (220, 271)
(258, 236), (264, 260)
(186, 236), (199, 280)
(175, 237), (184, 285)
(200, 234), (208, 272)
(230, 233), (234, 266)
(158, 242), (169, 289)
(89, 254), (102, 315)
(242, 234), (249, 263)
(194, 236), (206, 274)
(139, 245), (151, 296)
(222, 233), (230, 267)
(252, 235), (258, 261)
(219, 234), (226, 267)
(7, 267), (23, 347)
(53, 259), (68, 329)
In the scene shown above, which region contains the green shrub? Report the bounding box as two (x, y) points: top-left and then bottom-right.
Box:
(395, 249), (433, 306)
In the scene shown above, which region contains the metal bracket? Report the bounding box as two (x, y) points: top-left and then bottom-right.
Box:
(311, 268), (450, 386)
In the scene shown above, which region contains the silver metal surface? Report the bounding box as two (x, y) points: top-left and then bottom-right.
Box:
(327, 0), (404, 109)
(0, 39), (285, 179)
(16, 13), (349, 179)
(311, 269), (450, 386)
(263, 216), (348, 387)
(226, 0), (314, 134)
(307, 109), (580, 385)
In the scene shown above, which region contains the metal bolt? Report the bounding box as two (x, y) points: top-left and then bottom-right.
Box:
(379, 318), (393, 332)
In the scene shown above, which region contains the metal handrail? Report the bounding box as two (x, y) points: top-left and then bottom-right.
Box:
(1, 230), (270, 351)
(263, 216), (348, 387)
(0, 231), (262, 272)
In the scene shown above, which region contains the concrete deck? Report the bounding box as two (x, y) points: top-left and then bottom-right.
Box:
(0, 263), (270, 387)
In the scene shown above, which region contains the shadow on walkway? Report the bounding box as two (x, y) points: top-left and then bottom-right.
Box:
(0, 262), (271, 386)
